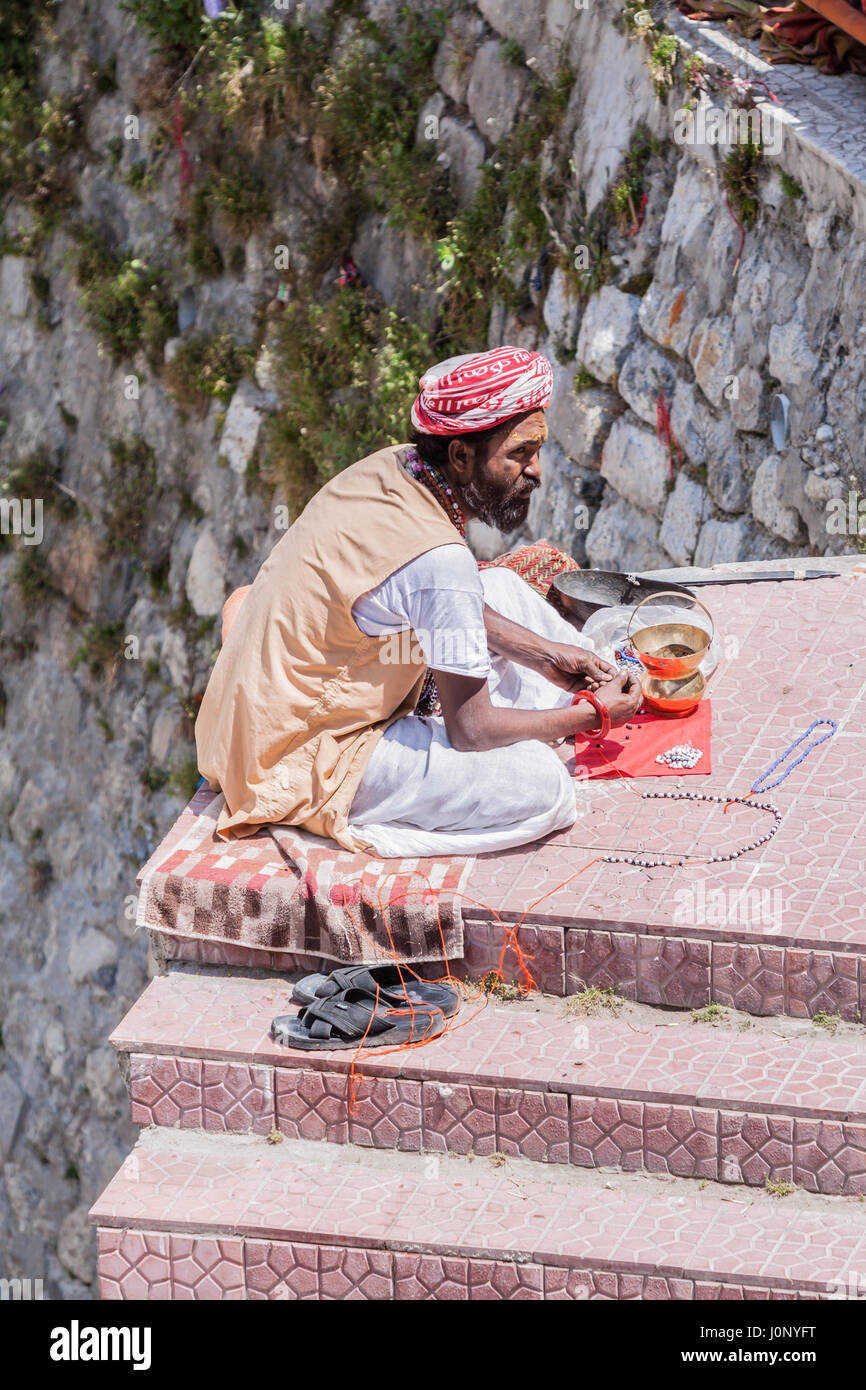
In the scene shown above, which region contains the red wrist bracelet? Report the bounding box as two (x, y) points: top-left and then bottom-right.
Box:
(571, 689), (611, 741)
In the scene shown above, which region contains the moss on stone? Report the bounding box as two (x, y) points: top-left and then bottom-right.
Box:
(164, 332), (252, 412)
(72, 227), (176, 366)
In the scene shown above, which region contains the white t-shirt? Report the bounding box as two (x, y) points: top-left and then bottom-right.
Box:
(352, 543), (491, 679)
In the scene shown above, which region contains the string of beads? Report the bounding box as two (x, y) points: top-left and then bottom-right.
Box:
(404, 448), (467, 537)
(749, 718), (837, 794)
(602, 790), (782, 868)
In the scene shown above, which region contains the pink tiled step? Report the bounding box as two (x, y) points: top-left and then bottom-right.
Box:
(90, 1127), (866, 1299)
(113, 971), (866, 1194)
(152, 925), (866, 1024)
(154, 924), (866, 1022)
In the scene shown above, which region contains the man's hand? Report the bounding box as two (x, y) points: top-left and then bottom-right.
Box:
(590, 670), (643, 726)
(535, 642), (618, 694)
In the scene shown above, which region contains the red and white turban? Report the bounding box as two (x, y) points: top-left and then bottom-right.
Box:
(410, 346), (553, 436)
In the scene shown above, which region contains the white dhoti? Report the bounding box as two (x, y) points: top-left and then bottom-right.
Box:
(347, 568), (590, 857)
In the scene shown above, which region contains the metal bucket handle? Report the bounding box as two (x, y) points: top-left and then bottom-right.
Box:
(626, 589), (715, 652)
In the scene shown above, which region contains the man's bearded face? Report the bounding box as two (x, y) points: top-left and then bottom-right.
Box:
(461, 412), (545, 531)
(462, 464), (539, 531)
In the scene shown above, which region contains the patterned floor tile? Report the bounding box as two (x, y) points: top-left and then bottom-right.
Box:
(394, 1252), (470, 1300)
(317, 1246), (393, 1299)
(712, 944), (786, 1016)
(794, 1120), (866, 1196)
(422, 1081), (496, 1155)
(275, 1069), (350, 1143)
(642, 1103), (717, 1179)
(244, 1240), (320, 1299)
(201, 1061), (274, 1135)
(565, 928), (639, 999)
(97, 1229), (172, 1300)
(459, 919), (565, 995)
(348, 1078), (423, 1151)
(495, 1089), (569, 1163)
(719, 1112), (795, 1186)
(169, 1237), (245, 1299)
(129, 1055), (203, 1129)
(636, 935), (711, 1008)
(467, 1259), (543, 1299)
(570, 1096), (645, 1171)
(785, 949), (860, 1022)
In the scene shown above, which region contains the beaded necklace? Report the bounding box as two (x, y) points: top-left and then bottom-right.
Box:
(749, 718), (837, 794)
(403, 447), (467, 716)
(404, 449), (467, 537)
(601, 790), (783, 868)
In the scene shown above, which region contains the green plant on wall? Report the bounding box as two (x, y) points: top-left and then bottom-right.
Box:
(648, 34), (679, 98)
(435, 65), (574, 345)
(722, 139), (762, 228)
(780, 170), (803, 200)
(609, 123), (661, 231)
(207, 166), (272, 236)
(98, 438), (159, 560)
(1, 455), (76, 520)
(164, 333), (252, 412)
(12, 548), (56, 607)
(71, 620), (125, 677)
(310, 11), (448, 240)
(121, 0), (205, 58)
(72, 227), (176, 365)
(186, 185), (224, 277)
(200, 10), (291, 125)
(567, 190), (614, 298)
(264, 287), (437, 514)
(621, 2), (683, 100)
(0, 1), (50, 195)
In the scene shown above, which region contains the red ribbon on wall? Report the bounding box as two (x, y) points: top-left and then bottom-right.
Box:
(173, 96), (193, 208)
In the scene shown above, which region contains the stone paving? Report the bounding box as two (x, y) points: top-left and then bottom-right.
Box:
(91, 570), (866, 1296)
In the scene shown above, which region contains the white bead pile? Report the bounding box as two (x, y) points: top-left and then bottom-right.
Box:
(655, 743), (703, 769)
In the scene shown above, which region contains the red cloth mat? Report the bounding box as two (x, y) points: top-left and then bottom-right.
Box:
(575, 699), (712, 780)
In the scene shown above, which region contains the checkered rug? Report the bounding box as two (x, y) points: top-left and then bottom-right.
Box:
(135, 788), (471, 965)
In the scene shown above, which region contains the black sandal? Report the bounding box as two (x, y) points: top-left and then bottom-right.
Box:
(271, 987), (447, 1051)
(291, 963), (460, 1018)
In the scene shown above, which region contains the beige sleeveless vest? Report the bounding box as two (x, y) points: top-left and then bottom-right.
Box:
(195, 443), (468, 850)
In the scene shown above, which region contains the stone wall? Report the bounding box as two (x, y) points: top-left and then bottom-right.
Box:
(1, 0), (865, 1295)
(475, 2), (866, 570)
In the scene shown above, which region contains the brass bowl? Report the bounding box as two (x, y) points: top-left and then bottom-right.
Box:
(641, 670), (707, 717)
(627, 590), (714, 680)
(630, 621), (711, 679)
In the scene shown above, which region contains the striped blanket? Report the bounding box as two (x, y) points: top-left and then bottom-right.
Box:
(135, 787), (472, 965)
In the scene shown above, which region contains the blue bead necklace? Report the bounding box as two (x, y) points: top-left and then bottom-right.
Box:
(750, 718), (838, 795)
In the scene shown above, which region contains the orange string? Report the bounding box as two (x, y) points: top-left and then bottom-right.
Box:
(302, 740), (766, 1111)
(324, 858), (601, 1110)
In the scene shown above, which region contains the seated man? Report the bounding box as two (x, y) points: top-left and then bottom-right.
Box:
(195, 346), (642, 857)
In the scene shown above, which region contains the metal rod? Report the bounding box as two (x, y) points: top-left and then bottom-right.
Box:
(646, 570), (840, 587)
